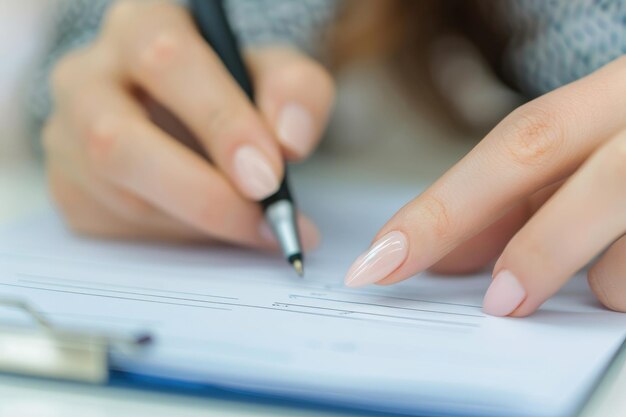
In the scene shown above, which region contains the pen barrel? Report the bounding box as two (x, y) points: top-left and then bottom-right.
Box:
(190, 0), (255, 100)
(261, 175), (292, 209)
(191, 0), (292, 210)
(191, 0), (303, 262)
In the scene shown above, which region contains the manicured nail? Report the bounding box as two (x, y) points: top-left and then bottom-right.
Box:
(483, 270), (526, 317)
(277, 103), (315, 156)
(233, 145), (279, 200)
(344, 231), (408, 288)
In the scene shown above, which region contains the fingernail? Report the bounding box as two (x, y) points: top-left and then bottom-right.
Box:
(233, 145), (280, 200)
(483, 270), (526, 317)
(344, 231), (408, 288)
(277, 103), (315, 156)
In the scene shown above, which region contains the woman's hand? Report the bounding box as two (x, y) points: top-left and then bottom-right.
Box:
(344, 56), (626, 317)
(44, 1), (334, 248)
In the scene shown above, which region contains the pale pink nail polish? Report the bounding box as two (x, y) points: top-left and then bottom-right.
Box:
(233, 145), (279, 200)
(277, 103), (314, 156)
(344, 231), (408, 288)
(483, 270), (526, 317)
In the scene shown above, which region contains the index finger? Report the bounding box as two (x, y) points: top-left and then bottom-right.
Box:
(345, 57), (626, 288)
(104, 2), (283, 201)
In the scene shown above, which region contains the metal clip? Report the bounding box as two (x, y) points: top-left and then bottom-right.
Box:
(0, 298), (151, 384)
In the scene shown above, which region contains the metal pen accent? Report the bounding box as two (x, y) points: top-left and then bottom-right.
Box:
(191, 0), (304, 275)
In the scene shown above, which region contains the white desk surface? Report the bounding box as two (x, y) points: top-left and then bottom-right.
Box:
(0, 158), (625, 417)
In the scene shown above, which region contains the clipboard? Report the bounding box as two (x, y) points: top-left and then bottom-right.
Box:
(0, 298), (152, 384)
(0, 297), (362, 417)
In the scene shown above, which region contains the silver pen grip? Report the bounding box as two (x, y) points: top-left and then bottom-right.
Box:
(265, 200), (302, 260)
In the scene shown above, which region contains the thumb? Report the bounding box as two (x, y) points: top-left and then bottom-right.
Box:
(246, 46), (335, 160)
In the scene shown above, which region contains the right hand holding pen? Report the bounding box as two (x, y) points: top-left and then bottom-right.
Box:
(44, 0), (334, 247)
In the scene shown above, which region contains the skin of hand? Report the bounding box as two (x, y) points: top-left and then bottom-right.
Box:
(43, 0), (334, 250)
(344, 55), (626, 317)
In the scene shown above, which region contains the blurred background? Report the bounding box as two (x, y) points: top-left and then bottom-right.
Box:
(0, 0), (522, 206)
(0, 1), (56, 162)
(0, 0), (526, 238)
(0, 1), (57, 220)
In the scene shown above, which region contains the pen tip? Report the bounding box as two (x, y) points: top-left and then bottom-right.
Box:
(292, 259), (304, 277)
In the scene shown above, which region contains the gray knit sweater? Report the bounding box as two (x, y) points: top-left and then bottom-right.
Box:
(27, 0), (337, 134)
(27, 0), (626, 134)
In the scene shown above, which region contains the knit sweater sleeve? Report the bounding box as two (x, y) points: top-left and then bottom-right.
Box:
(24, 0), (338, 141)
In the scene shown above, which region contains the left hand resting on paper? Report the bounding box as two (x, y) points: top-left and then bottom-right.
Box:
(345, 56), (626, 317)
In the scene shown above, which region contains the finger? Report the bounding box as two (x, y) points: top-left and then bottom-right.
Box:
(49, 149), (320, 250)
(347, 57), (626, 288)
(45, 114), (167, 225)
(58, 159), (205, 238)
(483, 131), (626, 317)
(246, 46), (335, 160)
(44, 118), (211, 240)
(66, 78), (310, 249)
(426, 203), (531, 275)
(588, 235), (626, 313)
(107, 2), (283, 200)
(48, 163), (205, 242)
(428, 181), (562, 275)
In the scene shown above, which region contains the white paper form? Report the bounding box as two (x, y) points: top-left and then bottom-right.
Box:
(0, 181), (625, 417)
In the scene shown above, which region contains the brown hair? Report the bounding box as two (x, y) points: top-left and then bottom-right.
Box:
(330, 0), (446, 67)
(329, 0), (509, 130)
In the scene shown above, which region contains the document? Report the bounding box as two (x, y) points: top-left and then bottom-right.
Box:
(0, 179), (625, 417)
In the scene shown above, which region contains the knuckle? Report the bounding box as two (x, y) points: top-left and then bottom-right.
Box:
(413, 193), (454, 241)
(501, 105), (565, 167)
(83, 114), (125, 173)
(132, 29), (183, 76)
(110, 2), (189, 76)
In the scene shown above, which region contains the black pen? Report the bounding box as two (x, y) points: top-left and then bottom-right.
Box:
(191, 0), (304, 276)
